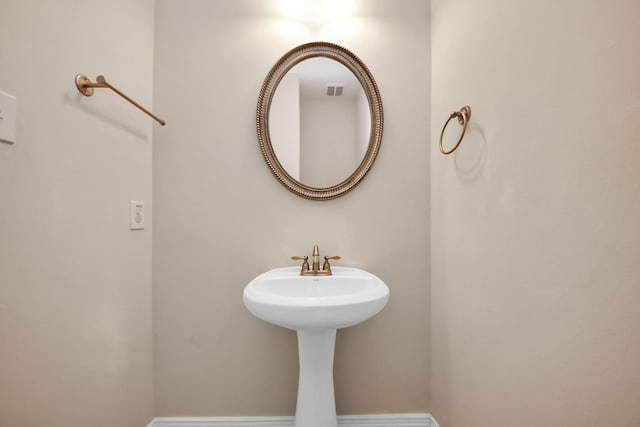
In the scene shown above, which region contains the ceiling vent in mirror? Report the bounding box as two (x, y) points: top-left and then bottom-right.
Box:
(326, 84), (344, 96)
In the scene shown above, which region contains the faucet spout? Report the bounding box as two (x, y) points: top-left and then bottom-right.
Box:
(311, 244), (320, 273)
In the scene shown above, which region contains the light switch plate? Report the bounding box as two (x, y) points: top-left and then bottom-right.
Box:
(0, 91), (17, 144)
(130, 201), (145, 230)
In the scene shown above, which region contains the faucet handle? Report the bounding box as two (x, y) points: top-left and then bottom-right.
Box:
(322, 255), (341, 272)
(292, 256), (310, 272)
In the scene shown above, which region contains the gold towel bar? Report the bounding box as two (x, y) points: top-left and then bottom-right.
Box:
(75, 74), (165, 126)
(439, 105), (471, 155)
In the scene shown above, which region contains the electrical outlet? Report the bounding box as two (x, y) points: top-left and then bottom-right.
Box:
(130, 201), (145, 230)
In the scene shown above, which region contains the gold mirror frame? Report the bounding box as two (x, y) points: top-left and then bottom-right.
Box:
(257, 42), (383, 201)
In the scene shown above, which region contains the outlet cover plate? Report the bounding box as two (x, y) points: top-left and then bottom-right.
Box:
(130, 201), (145, 230)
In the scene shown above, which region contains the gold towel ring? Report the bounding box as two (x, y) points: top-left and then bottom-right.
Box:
(439, 106), (471, 155)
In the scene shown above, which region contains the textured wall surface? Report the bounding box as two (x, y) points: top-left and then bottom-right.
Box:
(431, 1), (640, 425)
(0, 1), (155, 426)
(153, 0), (431, 416)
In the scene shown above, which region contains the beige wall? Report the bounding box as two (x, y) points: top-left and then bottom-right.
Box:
(0, 1), (155, 426)
(153, 0), (430, 416)
(431, 1), (640, 426)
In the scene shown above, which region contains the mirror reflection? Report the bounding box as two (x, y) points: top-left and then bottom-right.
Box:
(269, 57), (371, 188)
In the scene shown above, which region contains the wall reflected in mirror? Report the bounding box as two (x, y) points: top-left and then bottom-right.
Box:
(269, 57), (371, 188)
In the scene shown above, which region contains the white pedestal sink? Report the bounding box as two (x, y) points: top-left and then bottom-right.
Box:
(243, 267), (389, 427)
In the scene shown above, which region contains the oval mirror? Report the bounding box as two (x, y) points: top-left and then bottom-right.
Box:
(257, 42), (383, 200)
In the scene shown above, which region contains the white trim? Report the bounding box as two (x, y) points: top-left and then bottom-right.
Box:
(148, 413), (438, 427)
(151, 417), (293, 427)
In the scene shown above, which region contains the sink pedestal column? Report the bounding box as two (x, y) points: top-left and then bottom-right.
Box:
(295, 329), (337, 427)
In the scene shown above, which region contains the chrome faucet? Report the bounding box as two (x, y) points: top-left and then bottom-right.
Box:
(292, 244), (341, 276)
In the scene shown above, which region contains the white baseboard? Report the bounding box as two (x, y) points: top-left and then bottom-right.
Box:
(148, 413), (439, 427)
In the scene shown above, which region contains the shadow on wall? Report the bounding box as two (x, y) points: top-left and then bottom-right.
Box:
(453, 122), (486, 183)
(62, 92), (150, 141)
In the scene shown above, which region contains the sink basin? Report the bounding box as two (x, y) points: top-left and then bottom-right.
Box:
(243, 266), (389, 427)
(243, 266), (389, 330)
